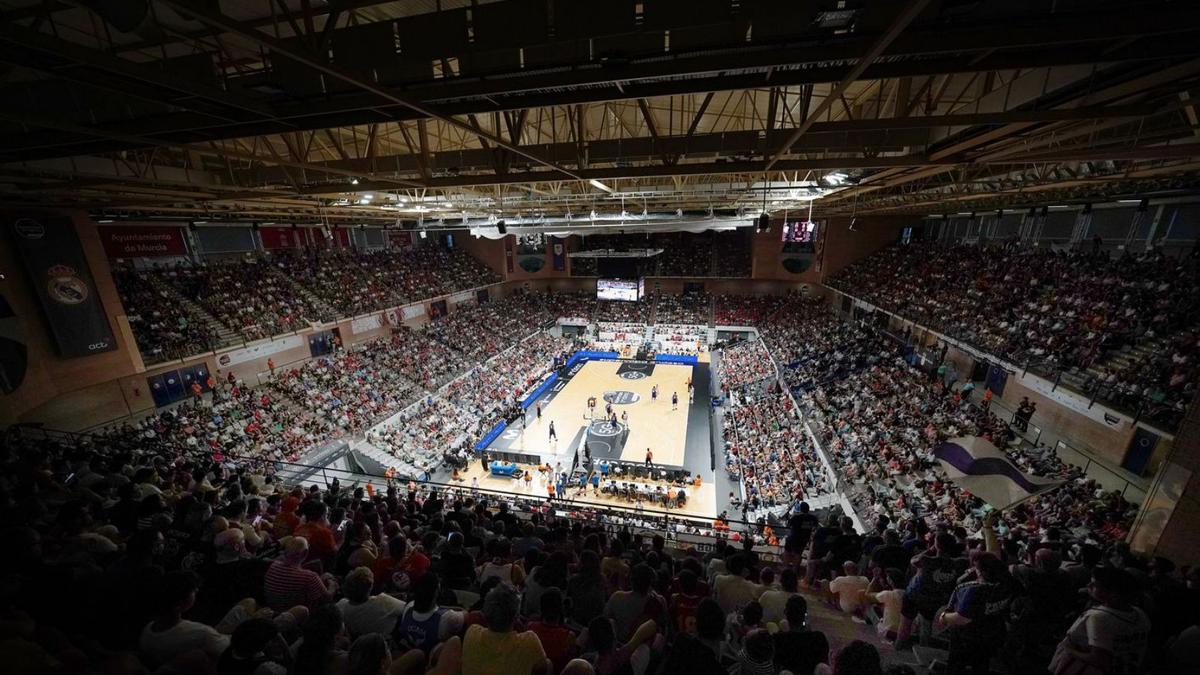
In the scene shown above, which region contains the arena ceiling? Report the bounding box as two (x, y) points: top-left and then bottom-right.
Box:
(2, 0), (1200, 227)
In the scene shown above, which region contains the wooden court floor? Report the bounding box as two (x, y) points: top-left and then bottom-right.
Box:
(499, 360), (695, 466)
(453, 462), (720, 520)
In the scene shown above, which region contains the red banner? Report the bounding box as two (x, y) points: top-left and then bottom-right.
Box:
(315, 227), (351, 248)
(260, 226), (309, 249)
(388, 231), (413, 248)
(99, 225), (187, 258)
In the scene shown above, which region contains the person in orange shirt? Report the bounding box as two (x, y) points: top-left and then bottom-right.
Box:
(267, 357), (276, 375)
(365, 482), (375, 499)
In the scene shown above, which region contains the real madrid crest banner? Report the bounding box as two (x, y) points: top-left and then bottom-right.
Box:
(550, 236), (566, 271)
(6, 216), (117, 358)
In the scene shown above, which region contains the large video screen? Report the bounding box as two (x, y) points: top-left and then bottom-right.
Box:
(597, 278), (642, 302)
(782, 220), (818, 243)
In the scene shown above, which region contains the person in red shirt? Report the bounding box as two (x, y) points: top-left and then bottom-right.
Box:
(292, 501), (338, 567)
(191, 382), (203, 399)
(669, 568), (706, 636)
(274, 491), (303, 539)
(529, 589), (577, 673)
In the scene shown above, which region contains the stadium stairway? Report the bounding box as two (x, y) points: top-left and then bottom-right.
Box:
(144, 274), (242, 349)
(1060, 338), (1163, 408)
(265, 266), (341, 324)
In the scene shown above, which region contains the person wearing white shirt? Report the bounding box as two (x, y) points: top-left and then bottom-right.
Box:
(140, 571), (230, 669)
(758, 568), (801, 626)
(827, 561), (870, 615)
(714, 554), (764, 614)
(336, 567), (406, 639)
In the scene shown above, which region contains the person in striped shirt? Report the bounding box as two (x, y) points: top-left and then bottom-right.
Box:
(264, 536), (338, 611)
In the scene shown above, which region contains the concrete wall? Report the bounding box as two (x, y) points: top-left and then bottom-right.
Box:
(750, 214), (910, 282)
(1130, 398), (1200, 565)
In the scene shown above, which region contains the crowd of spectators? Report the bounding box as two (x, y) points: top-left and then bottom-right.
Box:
(424, 295), (552, 361)
(541, 291), (596, 324)
(828, 243), (1200, 420)
(113, 266), (223, 363)
(719, 338), (778, 390)
(758, 301), (883, 392)
(441, 334), (571, 433)
(5, 416), (1193, 675)
(714, 295), (789, 326)
(386, 328), (475, 391)
(652, 293), (712, 326)
(269, 342), (422, 435)
(723, 388), (831, 513)
(96, 372), (330, 465)
(114, 246), (503, 364)
(157, 258), (333, 342)
(595, 300), (651, 324)
(368, 397), (485, 478)
(272, 248), (500, 317)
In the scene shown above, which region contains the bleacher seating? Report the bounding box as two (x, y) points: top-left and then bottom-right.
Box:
(828, 242), (1200, 426)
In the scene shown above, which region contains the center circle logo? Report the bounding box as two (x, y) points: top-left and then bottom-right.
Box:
(619, 371), (647, 380)
(603, 390), (640, 405)
(589, 420), (625, 437)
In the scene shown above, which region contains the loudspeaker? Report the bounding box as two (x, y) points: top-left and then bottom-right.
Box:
(496, 220), (507, 234)
(756, 213), (770, 232)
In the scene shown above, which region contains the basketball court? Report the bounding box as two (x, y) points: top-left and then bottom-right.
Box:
(489, 359), (703, 464)
(478, 356), (720, 517)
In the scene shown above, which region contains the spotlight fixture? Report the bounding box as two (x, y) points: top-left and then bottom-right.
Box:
(756, 213), (771, 233)
(351, 177), (360, 185)
(848, 217), (858, 232)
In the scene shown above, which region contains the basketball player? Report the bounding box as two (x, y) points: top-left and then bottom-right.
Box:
(651, 385), (658, 403)
(620, 410), (628, 428)
(672, 392), (678, 410)
(536, 402), (542, 420)
(548, 420), (557, 442)
(587, 395), (597, 419)
(645, 448), (653, 468)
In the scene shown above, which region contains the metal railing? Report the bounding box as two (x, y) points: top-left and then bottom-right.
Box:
(1054, 439), (1148, 504)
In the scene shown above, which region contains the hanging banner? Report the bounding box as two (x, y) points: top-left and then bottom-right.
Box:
(505, 236), (515, 273)
(98, 225), (187, 258)
(260, 226), (308, 250)
(351, 313), (383, 335)
(215, 335), (303, 367)
(401, 304), (425, 320)
(550, 236), (566, 271)
(6, 216), (117, 358)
